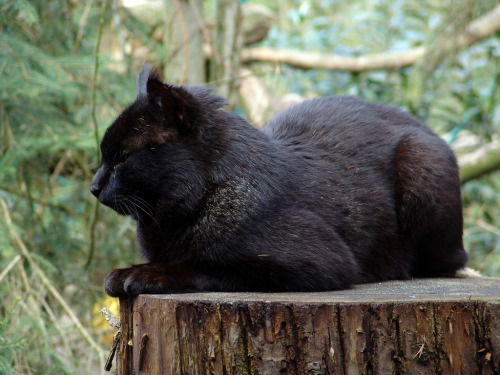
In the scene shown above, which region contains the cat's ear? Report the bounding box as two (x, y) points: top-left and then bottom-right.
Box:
(136, 63), (156, 99)
(136, 63), (162, 99)
(136, 64), (203, 133)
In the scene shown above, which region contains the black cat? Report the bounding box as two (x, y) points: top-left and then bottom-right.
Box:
(91, 64), (468, 297)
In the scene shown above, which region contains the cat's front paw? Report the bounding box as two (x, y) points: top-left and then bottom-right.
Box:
(103, 263), (193, 297)
(104, 267), (134, 297)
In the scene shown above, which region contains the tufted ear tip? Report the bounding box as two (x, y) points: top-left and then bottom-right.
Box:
(136, 62), (161, 99)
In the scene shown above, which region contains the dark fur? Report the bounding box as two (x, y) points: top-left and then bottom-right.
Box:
(91, 64), (468, 297)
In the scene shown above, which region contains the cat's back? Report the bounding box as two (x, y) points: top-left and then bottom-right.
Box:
(263, 96), (431, 154)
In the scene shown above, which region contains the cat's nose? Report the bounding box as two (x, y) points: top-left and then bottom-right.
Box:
(90, 165), (108, 198)
(90, 184), (102, 197)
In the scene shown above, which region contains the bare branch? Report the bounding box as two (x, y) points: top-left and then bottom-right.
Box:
(240, 5), (500, 72)
(241, 46), (426, 72)
(459, 140), (500, 183)
(0, 254), (21, 283)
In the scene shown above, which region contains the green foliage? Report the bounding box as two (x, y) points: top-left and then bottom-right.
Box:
(1, 0), (139, 372)
(0, 298), (26, 375)
(463, 174), (500, 276)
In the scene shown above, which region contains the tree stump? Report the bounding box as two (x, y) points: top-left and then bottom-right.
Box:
(116, 278), (500, 374)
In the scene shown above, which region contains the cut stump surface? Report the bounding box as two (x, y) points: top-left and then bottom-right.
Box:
(117, 277), (500, 374)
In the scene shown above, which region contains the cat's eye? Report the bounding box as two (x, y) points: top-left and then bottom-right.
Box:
(118, 150), (131, 163)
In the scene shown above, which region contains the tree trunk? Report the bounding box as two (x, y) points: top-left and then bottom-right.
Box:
(162, 0), (204, 84)
(209, 0), (243, 106)
(114, 277), (500, 374)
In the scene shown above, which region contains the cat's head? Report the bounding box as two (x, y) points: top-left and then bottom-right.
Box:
(90, 64), (225, 222)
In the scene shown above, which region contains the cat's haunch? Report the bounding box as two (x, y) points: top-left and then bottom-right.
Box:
(91, 64), (467, 297)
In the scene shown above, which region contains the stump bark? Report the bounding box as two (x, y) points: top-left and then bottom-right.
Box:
(116, 278), (500, 374)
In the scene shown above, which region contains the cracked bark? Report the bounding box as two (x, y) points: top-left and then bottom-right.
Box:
(117, 278), (500, 374)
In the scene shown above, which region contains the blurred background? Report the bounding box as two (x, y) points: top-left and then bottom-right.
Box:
(1, 0), (499, 373)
